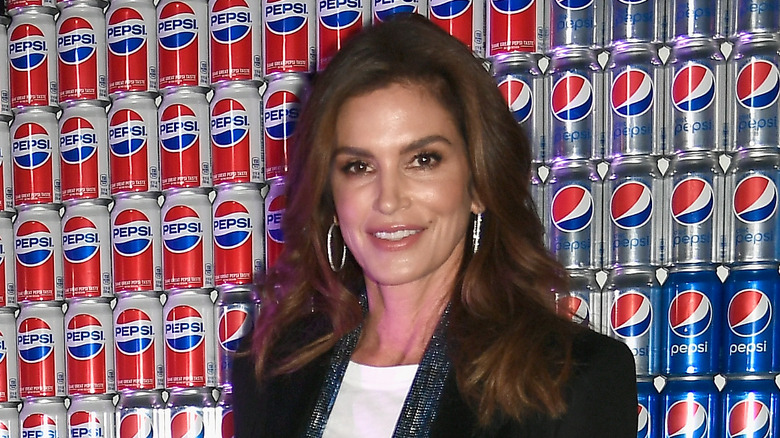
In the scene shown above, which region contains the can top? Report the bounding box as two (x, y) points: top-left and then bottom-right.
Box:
(160, 86), (211, 99)
(669, 38), (724, 62)
(15, 203), (61, 215)
(117, 389), (165, 409)
(166, 288), (213, 300)
(7, 5), (56, 17)
(19, 301), (64, 311)
(490, 53), (543, 77)
(115, 290), (163, 301)
(61, 99), (110, 112)
(12, 106), (59, 118)
(63, 198), (112, 210)
(0, 15), (9, 26)
(20, 396), (67, 406)
(729, 148), (780, 169)
(68, 393), (116, 404)
(109, 91), (159, 106)
(113, 191), (162, 203)
(167, 387), (215, 407)
(265, 72), (312, 87)
(66, 296), (113, 308)
(606, 266), (658, 285)
(667, 264), (718, 274)
(724, 373), (779, 385)
(607, 43), (663, 68)
(214, 182), (265, 194)
(162, 187), (212, 199)
(670, 150), (720, 163)
(213, 81), (263, 95)
(728, 262), (780, 273)
(733, 32), (780, 51)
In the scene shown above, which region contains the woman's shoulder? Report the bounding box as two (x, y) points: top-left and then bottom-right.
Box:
(569, 326), (636, 371)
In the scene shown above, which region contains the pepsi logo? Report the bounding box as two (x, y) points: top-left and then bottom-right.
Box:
(9, 25), (48, 72)
(66, 314), (106, 361)
(60, 117), (98, 165)
(554, 0), (593, 9)
(264, 91), (301, 141)
(666, 400), (708, 438)
(637, 404), (650, 438)
(107, 8), (148, 57)
(430, 0), (472, 20)
(57, 17), (97, 65)
(0, 331), (7, 364)
(610, 181), (653, 229)
(671, 177), (714, 226)
(497, 78), (533, 124)
(161, 104), (200, 153)
(668, 290), (712, 338)
(165, 305), (205, 353)
(733, 174), (778, 223)
(373, 0), (416, 22)
(610, 291), (653, 338)
(120, 413), (154, 438)
(727, 399), (771, 438)
(15, 220), (55, 268)
(13, 122), (52, 170)
(551, 185), (593, 233)
(736, 59), (780, 110)
(214, 201), (253, 250)
(163, 206), (204, 253)
(159, 2), (199, 51)
(112, 209), (154, 258)
(69, 411), (103, 438)
(611, 68), (654, 117)
(222, 411), (234, 438)
(0, 421), (10, 438)
(555, 295), (589, 325)
(490, 0), (534, 15)
(266, 195), (285, 244)
(265, 0), (308, 35)
(171, 410), (205, 438)
(62, 216), (100, 264)
(672, 63), (716, 113)
(17, 317), (54, 364)
(211, 99), (250, 149)
(211, 0), (253, 45)
(728, 289), (772, 338)
(218, 306), (251, 352)
(109, 110), (148, 158)
(22, 414), (58, 438)
(115, 309), (155, 356)
(318, 0), (363, 30)
(551, 73), (593, 122)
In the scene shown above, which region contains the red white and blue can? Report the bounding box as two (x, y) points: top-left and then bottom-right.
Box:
(116, 390), (166, 438)
(209, 0), (263, 84)
(0, 121), (12, 213)
(19, 397), (67, 438)
(265, 177), (286, 270)
(157, 0), (209, 90)
(161, 188), (214, 291)
(210, 82), (263, 185)
(56, 3), (108, 104)
(605, 0), (666, 45)
(166, 388), (218, 438)
(429, 0), (484, 57)
(8, 9), (58, 109)
(636, 378), (659, 438)
(59, 102), (110, 202)
(671, 0), (727, 41)
(213, 184), (265, 286)
(722, 376), (780, 438)
(550, 0), (602, 49)
(64, 298), (115, 395)
(486, 0), (546, 59)
(11, 107), (60, 206)
(730, 0), (780, 38)
(316, 0), (370, 70)
(7, 0), (56, 14)
(0, 216), (16, 307)
(159, 88), (211, 190)
(263, 0), (316, 75)
(108, 93), (160, 195)
(17, 302), (66, 398)
(0, 309), (19, 401)
(68, 394), (116, 438)
(0, 403), (20, 437)
(106, 0), (158, 95)
(215, 286), (258, 388)
(555, 269), (598, 330)
(723, 263), (780, 375)
(661, 377), (721, 438)
(111, 192), (163, 294)
(14, 204), (63, 303)
(372, 0), (427, 24)
(164, 289), (217, 388)
(0, 17), (12, 120)
(263, 74), (308, 180)
(113, 292), (165, 390)
(62, 200), (112, 300)
(217, 390), (233, 438)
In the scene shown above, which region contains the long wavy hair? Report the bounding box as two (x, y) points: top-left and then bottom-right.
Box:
(251, 13), (578, 425)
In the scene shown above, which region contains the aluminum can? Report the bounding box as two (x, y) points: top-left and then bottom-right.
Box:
(316, 0), (371, 70)
(555, 269), (599, 330)
(265, 177), (285, 270)
(106, 0), (158, 95)
(728, 33), (780, 152)
(161, 188), (214, 291)
(0, 17), (12, 120)
(59, 102), (110, 202)
(605, 0), (666, 45)
(116, 390), (166, 438)
(429, 0), (484, 57)
(263, 0), (316, 75)
(108, 93), (160, 195)
(0, 121), (13, 213)
(546, 159), (602, 270)
(157, 0), (210, 90)
(725, 149), (780, 265)
(68, 394), (116, 438)
(158, 88), (212, 190)
(215, 286), (258, 388)
(217, 391), (233, 438)
(667, 38), (726, 153)
(550, 0), (602, 49)
(14, 205), (64, 303)
(263, 74), (308, 180)
(605, 43), (665, 159)
(0, 403), (20, 438)
(0, 310), (18, 401)
(661, 266), (721, 377)
(486, 0), (546, 57)
(20, 397), (67, 438)
(56, 3), (109, 104)
(636, 378), (660, 438)
(493, 55), (545, 163)
(11, 108), (60, 206)
(604, 266), (661, 376)
(7, 0), (56, 13)
(722, 263), (780, 375)
(17, 302), (66, 398)
(372, 0), (428, 24)
(530, 164), (544, 226)
(665, 151), (725, 266)
(546, 48), (604, 160)
(208, 0), (263, 84)
(722, 376), (780, 438)
(210, 82), (263, 185)
(8, 9), (57, 109)
(113, 292), (165, 390)
(213, 184), (265, 286)
(111, 192), (163, 294)
(62, 200), (112, 300)
(661, 377), (721, 438)
(604, 155), (664, 268)
(166, 388), (218, 438)
(731, 0), (780, 38)
(64, 298), (115, 395)
(0, 216), (16, 307)
(164, 289), (217, 388)
(671, 0), (727, 41)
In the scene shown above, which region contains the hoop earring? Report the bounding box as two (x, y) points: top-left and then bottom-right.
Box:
(472, 212), (483, 254)
(327, 223), (346, 272)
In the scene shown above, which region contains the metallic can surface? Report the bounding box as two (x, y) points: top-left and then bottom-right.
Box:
(549, 0), (602, 49)
(19, 397), (67, 438)
(671, 0), (727, 41)
(108, 93), (160, 195)
(65, 298), (115, 395)
(0, 310), (19, 401)
(316, 0), (371, 70)
(164, 289), (217, 388)
(0, 18), (12, 120)
(17, 302), (66, 397)
(14, 204), (64, 303)
(605, 0), (666, 45)
(62, 200), (112, 299)
(166, 388), (218, 438)
(68, 394), (116, 438)
(636, 378), (660, 438)
(731, 0), (780, 38)
(372, 0), (428, 24)
(116, 390), (166, 438)
(265, 177), (285, 270)
(213, 184), (265, 286)
(530, 165), (544, 226)
(722, 376), (780, 438)
(486, 0), (546, 57)
(210, 82), (263, 185)
(106, 0), (158, 95)
(59, 102), (110, 202)
(217, 390), (233, 438)
(159, 88), (212, 190)
(161, 188), (214, 290)
(157, 0), (210, 90)
(215, 286), (257, 388)
(0, 216), (16, 307)
(661, 377), (721, 438)
(114, 292), (165, 390)
(8, 9), (58, 109)
(263, 74), (308, 180)
(263, 0), (316, 75)
(8, 0), (56, 13)
(0, 403), (20, 438)
(56, 3), (108, 104)
(208, 0), (263, 84)
(111, 192), (163, 293)
(11, 108), (60, 206)
(0, 121), (13, 213)
(555, 269), (599, 331)
(428, 0), (485, 57)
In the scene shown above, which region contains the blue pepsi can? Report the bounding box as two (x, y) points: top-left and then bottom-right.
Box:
(549, 0), (602, 49)
(662, 266), (722, 377)
(671, 0), (727, 41)
(637, 378), (660, 438)
(555, 268), (599, 330)
(605, 0), (666, 45)
(722, 375), (780, 438)
(730, 0), (780, 39)
(723, 263), (780, 375)
(662, 377), (721, 438)
(605, 266), (661, 376)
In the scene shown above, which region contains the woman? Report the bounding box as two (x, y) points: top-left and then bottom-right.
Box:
(233, 14), (637, 437)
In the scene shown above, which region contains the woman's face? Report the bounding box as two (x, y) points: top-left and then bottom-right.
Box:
(330, 83), (480, 289)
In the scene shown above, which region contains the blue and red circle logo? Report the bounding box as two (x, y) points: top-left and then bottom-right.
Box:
(58, 17), (97, 65)
(163, 206), (204, 254)
(165, 305), (205, 353)
(672, 64), (716, 113)
(161, 104), (200, 153)
(551, 185), (593, 233)
(319, 2), (362, 29)
(159, 2), (199, 51)
(666, 400), (708, 438)
(610, 181), (653, 229)
(115, 309), (155, 356)
(374, 0), (416, 22)
(13, 122), (52, 170)
(265, 0), (308, 35)
(63, 216), (100, 264)
(264, 91), (301, 141)
(728, 289), (772, 338)
(69, 411), (103, 438)
(211, 99), (249, 149)
(60, 117), (98, 166)
(107, 8), (148, 56)
(110, 110), (148, 158)
(668, 290), (712, 338)
(10, 25), (48, 71)
(610, 292), (652, 338)
(18, 317), (54, 363)
(498, 78), (533, 123)
(171, 410), (205, 438)
(736, 59), (780, 110)
(120, 412), (154, 438)
(555, 0), (594, 10)
(266, 195), (286, 244)
(430, 0), (472, 19)
(733, 174), (778, 224)
(218, 306), (251, 352)
(727, 399), (771, 438)
(113, 209), (153, 258)
(211, 0), (252, 45)
(67, 314), (106, 361)
(22, 414), (58, 438)
(671, 177), (714, 226)
(551, 73), (593, 122)
(611, 68), (654, 117)
(490, 0), (534, 15)
(555, 295), (589, 325)
(214, 201), (252, 250)
(15, 221), (54, 267)
(637, 403), (650, 438)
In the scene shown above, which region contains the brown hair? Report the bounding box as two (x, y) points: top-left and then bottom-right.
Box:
(251, 13), (578, 425)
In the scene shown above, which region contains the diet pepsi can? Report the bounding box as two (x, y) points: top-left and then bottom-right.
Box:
(161, 188), (214, 291)
(605, 266), (661, 376)
(0, 216), (16, 307)
(68, 394), (116, 438)
(316, 0), (371, 70)
(106, 0), (158, 96)
(546, 159), (602, 270)
(722, 263), (780, 375)
(11, 107), (60, 206)
(20, 397), (67, 438)
(17, 301), (66, 398)
(549, 0), (602, 49)
(722, 376), (780, 438)
(661, 377), (721, 438)
(56, 3), (108, 104)
(217, 390), (233, 438)
(0, 309), (19, 401)
(65, 298), (115, 395)
(264, 73), (308, 180)
(59, 102), (110, 202)
(265, 177), (285, 270)
(372, 0), (428, 24)
(671, 0), (727, 41)
(164, 288), (217, 388)
(636, 378), (659, 438)
(213, 183), (265, 286)
(0, 17), (12, 120)
(116, 390), (166, 438)
(14, 204), (64, 303)
(0, 403), (19, 438)
(113, 292), (165, 390)
(429, 0), (484, 57)
(605, 0), (666, 45)
(159, 88), (211, 190)
(0, 121), (13, 213)
(665, 151), (725, 266)
(8, 9), (58, 109)
(555, 268), (599, 330)
(215, 286), (257, 388)
(209, 0), (263, 84)
(111, 192), (163, 294)
(263, 0), (316, 75)
(166, 388), (218, 438)
(108, 93), (160, 195)
(486, 0), (546, 57)
(157, 0), (209, 90)
(62, 200), (112, 300)
(731, 0), (780, 38)
(210, 82), (263, 185)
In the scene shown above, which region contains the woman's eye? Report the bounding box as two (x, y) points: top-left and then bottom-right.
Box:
(411, 152), (442, 168)
(342, 160), (370, 174)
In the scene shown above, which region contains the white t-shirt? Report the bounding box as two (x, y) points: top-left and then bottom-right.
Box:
(321, 361), (419, 438)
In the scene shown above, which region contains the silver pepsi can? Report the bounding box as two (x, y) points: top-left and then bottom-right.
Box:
(730, 0), (780, 38)
(217, 390), (233, 438)
(549, 0), (602, 49)
(530, 164), (545, 226)
(671, 0), (727, 41)
(166, 388), (218, 438)
(116, 390), (166, 438)
(555, 268), (600, 331)
(0, 403), (19, 438)
(605, 0), (666, 45)
(20, 397), (67, 438)
(215, 285), (258, 389)
(68, 394), (116, 438)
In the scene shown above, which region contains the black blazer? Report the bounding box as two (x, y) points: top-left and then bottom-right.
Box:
(232, 326), (638, 437)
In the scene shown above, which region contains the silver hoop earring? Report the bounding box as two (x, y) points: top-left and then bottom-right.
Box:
(327, 223), (347, 272)
(472, 212), (483, 254)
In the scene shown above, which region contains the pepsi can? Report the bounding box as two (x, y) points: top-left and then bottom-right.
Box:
(637, 378), (660, 438)
(263, 0), (316, 75)
(213, 183), (265, 286)
(161, 188), (214, 291)
(65, 298), (115, 395)
(546, 159), (602, 270)
(210, 82), (263, 185)
(316, 0), (371, 70)
(0, 17), (12, 120)
(56, 3), (109, 104)
(215, 286), (258, 389)
(113, 292), (165, 391)
(605, 0), (666, 45)
(0, 309), (18, 401)
(429, 0), (484, 57)
(0, 216), (16, 307)
(164, 288), (217, 388)
(722, 375), (780, 438)
(530, 164), (545, 226)
(546, 48), (604, 160)
(106, 0), (158, 96)
(671, 0), (727, 41)
(20, 397), (67, 438)
(17, 302), (66, 398)
(116, 390), (166, 438)
(11, 107), (60, 206)
(723, 263), (780, 375)
(68, 394), (116, 438)
(665, 151), (725, 266)
(661, 377), (721, 438)
(8, 9), (58, 109)
(265, 177), (286, 270)
(605, 266), (661, 376)
(111, 192), (163, 293)
(15, 204), (64, 303)
(59, 102), (110, 202)
(217, 390), (233, 438)
(372, 0), (428, 24)
(166, 388), (218, 438)
(157, 0), (209, 90)
(555, 268), (599, 330)
(62, 200), (112, 300)
(0, 121), (13, 213)
(550, 0), (602, 49)
(209, 0), (263, 84)
(7, 0), (56, 14)
(731, 0), (780, 38)
(0, 403), (20, 438)
(486, 0), (546, 57)
(264, 74), (308, 180)
(108, 93), (160, 195)
(159, 88), (212, 191)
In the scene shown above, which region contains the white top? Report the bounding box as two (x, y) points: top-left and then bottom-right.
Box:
(321, 361), (419, 438)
